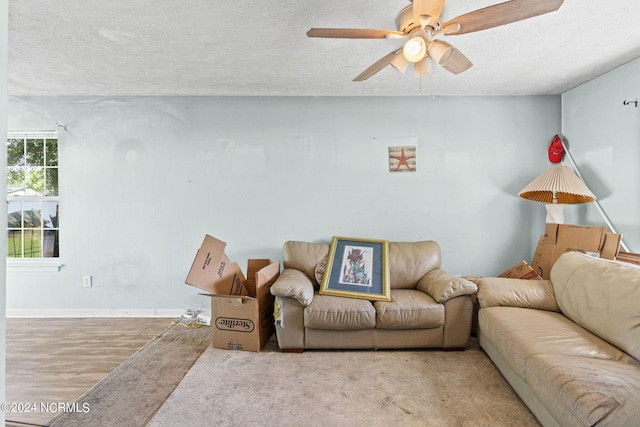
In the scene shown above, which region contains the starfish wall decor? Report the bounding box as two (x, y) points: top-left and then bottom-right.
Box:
(389, 146), (416, 172)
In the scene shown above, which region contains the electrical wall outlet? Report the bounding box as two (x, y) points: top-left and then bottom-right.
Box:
(82, 275), (92, 287)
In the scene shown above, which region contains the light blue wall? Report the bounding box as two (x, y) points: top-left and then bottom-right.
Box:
(562, 59), (640, 252)
(6, 95), (560, 313)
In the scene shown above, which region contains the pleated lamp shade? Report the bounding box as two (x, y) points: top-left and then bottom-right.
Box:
(518, 165), (597, 204)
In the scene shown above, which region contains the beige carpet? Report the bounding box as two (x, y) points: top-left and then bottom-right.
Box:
(147, 337), (540, 427)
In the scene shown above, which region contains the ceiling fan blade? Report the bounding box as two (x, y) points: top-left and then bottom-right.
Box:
(307, 28), (406, 39)
(440, 49), (473, 74)
(412, 0), (446, 27)
(353, 49), (402, 82)
(443, 0), (564, 35)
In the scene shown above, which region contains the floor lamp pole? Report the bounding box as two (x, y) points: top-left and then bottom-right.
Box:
(560, 139), (631, 252)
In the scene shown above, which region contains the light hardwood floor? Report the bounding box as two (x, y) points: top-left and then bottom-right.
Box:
(5, 317), (173, 427)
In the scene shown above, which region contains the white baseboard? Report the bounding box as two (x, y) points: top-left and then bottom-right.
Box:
(6, 308), (185, 318)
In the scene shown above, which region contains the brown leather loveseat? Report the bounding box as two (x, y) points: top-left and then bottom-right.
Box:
(270, 240), (477, 351)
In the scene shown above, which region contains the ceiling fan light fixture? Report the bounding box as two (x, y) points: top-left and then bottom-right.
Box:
(428, 40), (454, 65)
(402, 36), (427, 63)
(307, 0), (565, 82)
(390, 52), (411, 74)
(413, 57), (433, 77)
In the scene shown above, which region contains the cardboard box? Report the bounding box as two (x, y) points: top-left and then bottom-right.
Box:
(210, 261), (280, 352)
(185, 235), (248, 296)
(530, 224), (621, 279)
(498, 260), (542, 280)
(185, 235), (280, 351)
(616, 252), (640, 266)
(601, 233), (622, 260)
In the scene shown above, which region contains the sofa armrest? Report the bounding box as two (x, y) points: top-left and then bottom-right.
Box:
(474, 277), (560, 312)
(270, 268), (315, 307)
(416, 268), (478, 303)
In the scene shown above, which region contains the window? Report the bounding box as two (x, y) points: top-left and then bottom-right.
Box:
(6, 132), (60, 270)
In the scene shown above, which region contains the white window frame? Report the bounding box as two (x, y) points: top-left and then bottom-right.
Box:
(6, 131), (62, 272)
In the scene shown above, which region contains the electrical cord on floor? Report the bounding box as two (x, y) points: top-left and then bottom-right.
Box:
(172, 309), (209, 328)
(172, 318), (207, 328)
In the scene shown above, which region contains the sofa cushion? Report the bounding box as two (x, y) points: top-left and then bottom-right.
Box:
(551, 252), (640, 360)
(304, 294), (376, 330)
(388, 241), (441, 289)
(314, 257), (327, 285)
(284, 240), (443, 291)
(527, 354), (640, 427)
(282, 241), (329, 285)
(478, 306), (636, 381)
(374, 289), (444, 330)
(475, 277), (559, 312)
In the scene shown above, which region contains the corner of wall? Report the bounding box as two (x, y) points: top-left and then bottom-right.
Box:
(2, 0), (10, 419)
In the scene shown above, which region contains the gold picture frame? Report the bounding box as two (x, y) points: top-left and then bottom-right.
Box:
(319, 236), (390, 302)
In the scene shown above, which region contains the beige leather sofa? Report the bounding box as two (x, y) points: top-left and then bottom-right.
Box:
(475, 252), (640, 427)
(270, 240), (477, 351)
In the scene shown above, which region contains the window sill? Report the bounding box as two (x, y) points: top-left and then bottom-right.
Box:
(7, 258), (62, 272)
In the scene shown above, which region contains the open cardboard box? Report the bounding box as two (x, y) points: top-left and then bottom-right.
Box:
(530, 224), (621, 279)
(185, 235), (280, 352)
(498, 260), (542, 280)
(616, 252), (640, 267)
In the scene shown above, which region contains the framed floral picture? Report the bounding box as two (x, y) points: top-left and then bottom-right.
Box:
(319, 236), (390, 301)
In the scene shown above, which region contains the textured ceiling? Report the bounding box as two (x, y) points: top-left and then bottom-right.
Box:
(8, 0), (640, 96)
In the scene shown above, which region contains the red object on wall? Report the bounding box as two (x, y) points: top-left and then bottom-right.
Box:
(548, 135), (565, 163)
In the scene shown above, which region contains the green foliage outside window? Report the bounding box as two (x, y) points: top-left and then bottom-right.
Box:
(6, 135), (59, 258)
(7, 138), (58, 196)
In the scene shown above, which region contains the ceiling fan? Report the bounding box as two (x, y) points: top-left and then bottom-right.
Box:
(307, 0), (564, 81)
